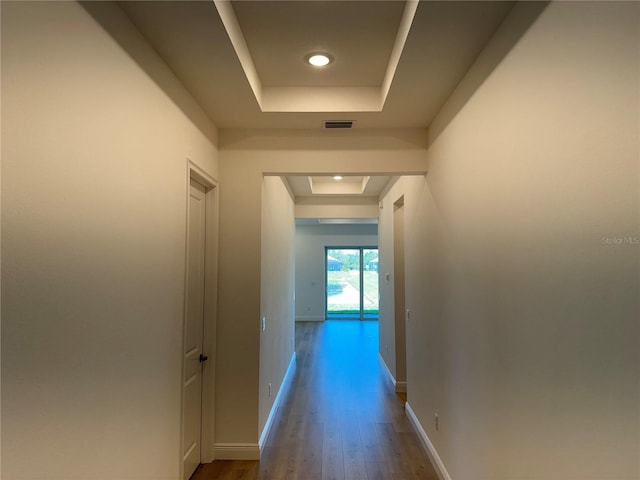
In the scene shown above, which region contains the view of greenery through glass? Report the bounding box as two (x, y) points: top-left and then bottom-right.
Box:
(326, 248), (379, 318)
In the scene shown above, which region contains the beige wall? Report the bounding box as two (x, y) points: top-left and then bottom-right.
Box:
(216, 129), (427, 448)
(259, 176), (296, 438)
(378, 178), (404, 381)
(215, 158), (262, 449)
(1, 2), (218, 479)
(379, 2), (639, 478)
(295, 197), (380, 220)
(219, 128), (428, 174)
(5, 2), (636, 477)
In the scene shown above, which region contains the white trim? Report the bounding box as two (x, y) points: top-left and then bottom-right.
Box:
(187, 158), (219, 188)
(378, 353), (397, 387)
(381, 0), (419, 106)
(378, 353), (406, 393)
(405, 402), (452, 480)
(182, 158), (219, 470)
(259, 353), (297, 451)
(213, 0), (263, 106)
(213, 443), (260, 461)
(295, 316), (325, 322)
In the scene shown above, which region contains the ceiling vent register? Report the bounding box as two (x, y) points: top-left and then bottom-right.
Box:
(322, 120), (355, 129)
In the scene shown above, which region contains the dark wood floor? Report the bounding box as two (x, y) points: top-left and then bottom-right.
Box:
(192, 321), (438, 480)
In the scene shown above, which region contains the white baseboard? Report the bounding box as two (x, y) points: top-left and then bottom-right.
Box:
(295, 316), (325, 322)
(213, 443), (260, 460)
(378, 353), (407, 393)
(405, 402), (452, 480)
(258, 352), (297, 452)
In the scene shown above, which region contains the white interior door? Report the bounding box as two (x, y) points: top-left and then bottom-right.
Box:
(184, 179), (207, 479)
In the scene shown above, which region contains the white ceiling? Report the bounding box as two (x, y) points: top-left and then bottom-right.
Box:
(232, 1), (405, 88)
(120, 0), (515, 129)
(285, 175), (392, 197)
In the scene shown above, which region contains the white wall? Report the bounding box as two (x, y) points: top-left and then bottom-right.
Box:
(295, 223), (378, 321)
(1, 2), (218, 479)
(379, 2), (640, 479)
(259, 176), (295, 441)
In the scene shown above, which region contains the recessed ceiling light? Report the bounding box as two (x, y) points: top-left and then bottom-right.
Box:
(306, 53), (333, 67)
(333, 175), (343, 180)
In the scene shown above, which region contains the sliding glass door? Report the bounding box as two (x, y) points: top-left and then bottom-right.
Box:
(362, 248), (379, 318)
(326, 247), (379, 319)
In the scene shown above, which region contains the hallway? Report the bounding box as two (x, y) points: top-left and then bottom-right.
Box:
(194, 321), (437, 479)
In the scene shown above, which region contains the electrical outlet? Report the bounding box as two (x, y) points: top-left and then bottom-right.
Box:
(434, 413), (439, 431)
(268, 383), (272, 397)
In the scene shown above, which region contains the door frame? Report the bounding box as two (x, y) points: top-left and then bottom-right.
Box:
(181, 158), (219, 477)
(393, 196), (407, 393)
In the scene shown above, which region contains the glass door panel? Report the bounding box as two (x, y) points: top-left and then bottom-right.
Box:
(326, 247), (378, 320)
(326, 248), (361, 318)
(363, 248), (379, 319)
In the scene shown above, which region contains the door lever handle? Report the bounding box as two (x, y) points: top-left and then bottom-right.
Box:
(199, 354), (209, 363)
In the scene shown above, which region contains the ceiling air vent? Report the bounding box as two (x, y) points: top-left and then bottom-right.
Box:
(322, 120), (355, 129)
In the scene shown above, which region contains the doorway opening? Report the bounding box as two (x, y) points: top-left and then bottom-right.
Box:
(325, 247), (379, 320)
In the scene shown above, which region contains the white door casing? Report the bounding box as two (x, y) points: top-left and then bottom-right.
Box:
(183, 179), (207, 479)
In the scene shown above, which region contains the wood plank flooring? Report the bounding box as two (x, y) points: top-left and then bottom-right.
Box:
(191, 321), (437, 480)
